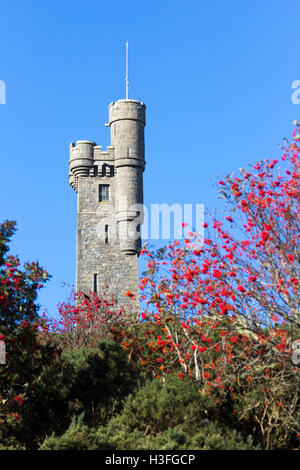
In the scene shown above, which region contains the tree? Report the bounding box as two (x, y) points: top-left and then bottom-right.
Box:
(44, 288), (137, 351)
(115, 123), (300, 449)
(0, 221), (68, 448)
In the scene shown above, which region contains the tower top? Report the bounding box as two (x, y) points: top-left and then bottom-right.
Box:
(108, 99), (146, 127)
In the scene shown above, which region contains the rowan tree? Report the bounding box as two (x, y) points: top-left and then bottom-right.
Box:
(117, 122), (300, 449)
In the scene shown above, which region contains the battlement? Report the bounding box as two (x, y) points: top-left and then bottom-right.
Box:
(69, 141), (115, 191)
(93, 145), (115, 161)
(108, 99), (146, 126)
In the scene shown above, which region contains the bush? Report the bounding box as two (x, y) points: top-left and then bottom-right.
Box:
(40, 375), (260, 450)
(39, 414), (114, 450)
(65, 340), (141, 427)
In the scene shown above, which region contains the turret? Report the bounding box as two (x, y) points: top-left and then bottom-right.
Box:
(69, 140), (96, 181)
(108, 99), (146, 254)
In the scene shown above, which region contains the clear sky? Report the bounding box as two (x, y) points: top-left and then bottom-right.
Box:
(0, 0), (299, 317)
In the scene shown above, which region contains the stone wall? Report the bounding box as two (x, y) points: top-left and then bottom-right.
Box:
(76, 177), (139, 306)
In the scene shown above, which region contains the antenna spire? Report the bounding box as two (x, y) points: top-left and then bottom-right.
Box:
(126, 41), (129, 99)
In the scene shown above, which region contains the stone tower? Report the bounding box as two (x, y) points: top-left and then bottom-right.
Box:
(68, 99), (146, 304)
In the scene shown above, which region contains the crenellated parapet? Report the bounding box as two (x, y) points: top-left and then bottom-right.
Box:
(93, 145), (115, 162)
(69, 141), (115, 192)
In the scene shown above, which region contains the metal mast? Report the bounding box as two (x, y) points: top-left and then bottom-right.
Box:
(126, 40), (129, 99)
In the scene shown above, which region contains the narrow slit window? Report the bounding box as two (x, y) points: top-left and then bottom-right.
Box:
(105, 224), (109, 244)
(99, 184), (110, 202)
(93, 274), (98, 293)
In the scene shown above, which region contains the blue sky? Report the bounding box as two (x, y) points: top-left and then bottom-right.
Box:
(0, 0), (299, 317)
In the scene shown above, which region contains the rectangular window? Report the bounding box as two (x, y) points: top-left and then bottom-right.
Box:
(93, 274), (98, 293)
(105, 224), (109, 244)
(99, 184), (110, 202)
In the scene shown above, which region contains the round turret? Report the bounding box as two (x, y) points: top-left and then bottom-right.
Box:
(69, 140), (96, 178)
(108, 99), (145, 166)
(108, 100), (146, 255)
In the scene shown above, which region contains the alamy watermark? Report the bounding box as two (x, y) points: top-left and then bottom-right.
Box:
(0, 80), (6, 104)
(89, 200), (205, 249)
(0, 340), (5, 364)
(291, 80), (300, 104)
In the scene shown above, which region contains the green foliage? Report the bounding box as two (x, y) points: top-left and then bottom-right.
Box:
(0, 223), (139, 448)
(40, 376), (260, 450)
(111, 375), (208, 434)
(39, 414), (114, 450)
(99, 376), (259, 450)
(0, 221), (65, 449)
(40, 418), (259, 450)
(0, 427), (26, 450)
(64, 340), (141, 427)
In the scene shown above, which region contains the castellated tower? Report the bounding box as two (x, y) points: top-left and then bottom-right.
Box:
(68, 99), (146, 304)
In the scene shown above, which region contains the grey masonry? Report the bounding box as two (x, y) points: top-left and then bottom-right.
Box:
(68, 99), (146, 305)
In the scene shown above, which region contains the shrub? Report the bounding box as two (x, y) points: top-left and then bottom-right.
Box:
(40, 376), (259, 450)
